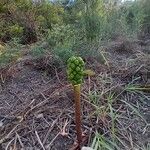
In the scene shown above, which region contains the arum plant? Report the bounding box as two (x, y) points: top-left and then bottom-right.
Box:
(67, 56), (84, 147)
(67, 56), (95, 148)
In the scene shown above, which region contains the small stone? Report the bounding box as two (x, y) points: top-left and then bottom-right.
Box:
(36, 113), (43, 119)
(0, 121), (3, 127)
(81, 147), (94, 150)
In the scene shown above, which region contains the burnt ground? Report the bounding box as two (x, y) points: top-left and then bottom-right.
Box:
(0, 38), (150, 150)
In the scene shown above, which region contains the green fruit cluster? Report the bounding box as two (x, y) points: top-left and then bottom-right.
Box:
(67, 56), (85, 85)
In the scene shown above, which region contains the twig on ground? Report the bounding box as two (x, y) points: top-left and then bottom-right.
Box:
(16, 132), (24, 149)
(43, 113), (62, 145)
(0, 123), (20, 144)
(5, 138), (14, 150)
(23, 98), (49, 118)
(12, 134), (17, 150)
(35, 131), (46, 150)
(54, 67), (64, 85)
(46, 132), (60, 149)
(60, 119), (69, 136)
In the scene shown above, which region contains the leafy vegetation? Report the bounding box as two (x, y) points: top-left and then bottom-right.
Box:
(0, 0), (149, 44)
(0, 0), (149, 65)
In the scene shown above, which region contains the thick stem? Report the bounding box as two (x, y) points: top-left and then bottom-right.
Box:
(73, 84), (82, 148)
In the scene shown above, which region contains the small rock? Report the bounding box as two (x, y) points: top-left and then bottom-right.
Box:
(81, 147), (94, 150)
(36, 113), (44, 119)
(0, 121), (3, 127)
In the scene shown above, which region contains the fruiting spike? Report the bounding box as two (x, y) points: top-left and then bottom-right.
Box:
(67, 56), (85, 85)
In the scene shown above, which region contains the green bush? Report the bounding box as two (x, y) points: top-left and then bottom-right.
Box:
(0, 47), (21, 68)
(47, 24), (76, 47)
(52, 44), (76, 64)
(31, 45), (47, 58)
(9, 24), (23, 37)
(0, 0), (149, 51)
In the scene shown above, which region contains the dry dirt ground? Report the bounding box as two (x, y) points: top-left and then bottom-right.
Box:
(0, 39), (150, 150)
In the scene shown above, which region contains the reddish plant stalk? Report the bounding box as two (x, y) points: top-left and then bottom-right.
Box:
(73, 84), (82, 148)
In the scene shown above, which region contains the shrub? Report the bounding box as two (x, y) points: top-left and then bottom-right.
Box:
(52, 44), (76, 64)
(0, 47), (21, 68)
(31, 44), (47, 58)
(47, 24), (75, 47)
(9, 24), (23, 37)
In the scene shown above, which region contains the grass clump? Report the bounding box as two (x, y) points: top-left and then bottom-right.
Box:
(0, 46), (21, 68)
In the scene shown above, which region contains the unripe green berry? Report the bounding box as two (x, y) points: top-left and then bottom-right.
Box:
(76, 66), (81, 72)
(70, 63), (75, 69)
(74, 60), (79, 65)
(69, 73), (74, 79)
